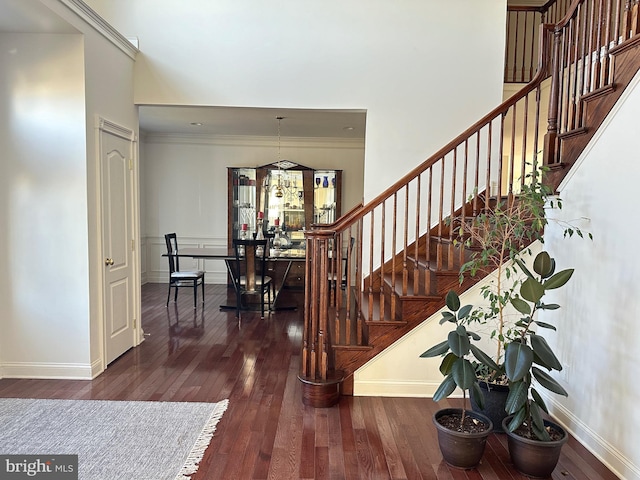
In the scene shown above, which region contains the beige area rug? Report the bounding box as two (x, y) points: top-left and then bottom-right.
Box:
(0, 398), (229, 480)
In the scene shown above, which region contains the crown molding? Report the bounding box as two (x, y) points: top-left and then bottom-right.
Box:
(141, 133), (365, 149)
(57, 0), (138, 59)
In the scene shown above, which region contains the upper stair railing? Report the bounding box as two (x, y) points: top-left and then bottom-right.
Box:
(300, 0), (640, 405)
(506, 0), (572, 83)
(545, 0), (639, 165)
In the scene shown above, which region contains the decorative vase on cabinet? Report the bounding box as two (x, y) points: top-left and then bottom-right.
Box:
(313, 170), (341, 224)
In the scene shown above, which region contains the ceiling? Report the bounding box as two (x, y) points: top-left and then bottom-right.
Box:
(138, 105), (367, 139)
(0, 1), (366, 140)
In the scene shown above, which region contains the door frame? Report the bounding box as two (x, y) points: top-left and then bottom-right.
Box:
(94, 116), (142, 376)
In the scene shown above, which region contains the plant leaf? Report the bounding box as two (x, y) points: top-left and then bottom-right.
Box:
(514, 257), (535, 279)
(433, 374), (457, 402)
(507, 406), (527, 432)
(452, 358), (476, 390)
(471, 381), (485, 410)
(531, 388), (548, 414)
(439, 352), (458, 375)
(458, 304), (473, 320)
(505, 342), (533, 382)
(530, 400), (545, 431)
(544, 269), (574, 290)
(511, 297), (531, 315)
(505, 380), (528, 414)
(470, 344), (500, 372)
(440, 311), (456, 324)
(445, 290), (460, 312)
(531, 334), (562, 371)
(532, 419), (552, 441)
(534, 321), (557, 330)
(532, 367), (568, 396)
(467, 330), (481, 341)
(448, 328), (470, 357)
(533, 251), (554, 277)
(420, 340), (449, 358)
(520, 277), (545, 303)
(539, 303), (560, 311)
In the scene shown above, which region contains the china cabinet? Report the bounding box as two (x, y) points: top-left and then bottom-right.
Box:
(227, 163), (342, 287)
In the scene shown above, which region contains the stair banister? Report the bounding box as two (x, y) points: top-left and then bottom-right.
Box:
(299, 21), (555, 406)
(300, 0), (640, 406)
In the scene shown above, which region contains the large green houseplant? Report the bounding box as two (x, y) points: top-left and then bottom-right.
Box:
(453, 165), (588, 429)
(500, 250), (573, 477)
(420, 290), (499, 469)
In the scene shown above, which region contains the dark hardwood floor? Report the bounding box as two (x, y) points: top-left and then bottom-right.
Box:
(0, 283), (618, 479)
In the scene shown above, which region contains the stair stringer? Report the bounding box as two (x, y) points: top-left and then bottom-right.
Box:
(548, 36), (640, 189)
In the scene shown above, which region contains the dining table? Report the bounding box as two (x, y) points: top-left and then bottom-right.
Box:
(168, 247), (306, 312)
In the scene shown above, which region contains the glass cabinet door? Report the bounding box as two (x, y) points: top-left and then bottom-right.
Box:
(262, 168), (306, 247)
(314, 170), (338, 224)
(230, 168), (257, 240)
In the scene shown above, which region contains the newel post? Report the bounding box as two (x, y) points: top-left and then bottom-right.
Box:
(543, 26), (562, 167)
(298, 229), (343, 407)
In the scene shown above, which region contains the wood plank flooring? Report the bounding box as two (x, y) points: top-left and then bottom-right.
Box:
(0, 283), (619, 479)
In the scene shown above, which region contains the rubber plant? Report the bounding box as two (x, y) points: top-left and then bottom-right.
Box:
(421, 290), (500, 425)
(503, 250), (573, 440)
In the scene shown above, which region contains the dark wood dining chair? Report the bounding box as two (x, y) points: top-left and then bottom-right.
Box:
(232, 238), (273, 319)
(164, 233), (205, 308)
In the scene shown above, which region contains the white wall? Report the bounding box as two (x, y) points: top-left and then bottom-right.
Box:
(0, 32), (91, 377)
(0, 0), (138, 379)
(80, 21), (138, 375)
(540, 70), (640, 480)
(85, 0), (507, 202)
(142, 134), (364, 284)
(355, 73), (640, 480)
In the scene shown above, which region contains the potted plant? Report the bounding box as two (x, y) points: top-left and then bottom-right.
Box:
(501, 250), (573, 478)
(454, 164), (589, 431)
(420, 290), (499, 469)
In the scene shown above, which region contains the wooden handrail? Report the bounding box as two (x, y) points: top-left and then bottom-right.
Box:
(311, 27), (553, 237)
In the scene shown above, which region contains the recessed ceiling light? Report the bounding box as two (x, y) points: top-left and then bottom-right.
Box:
(190, 122), (203, 126)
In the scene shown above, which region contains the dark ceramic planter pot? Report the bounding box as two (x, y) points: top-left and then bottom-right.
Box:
(433, 408), (493, 469)
(502, 416), (568, 478)
(471, 381), (509, 432)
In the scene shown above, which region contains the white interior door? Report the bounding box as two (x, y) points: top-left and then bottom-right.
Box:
(100, 122), (136, 365)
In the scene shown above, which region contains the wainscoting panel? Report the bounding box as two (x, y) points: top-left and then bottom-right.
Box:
(143, 235), (228, 284)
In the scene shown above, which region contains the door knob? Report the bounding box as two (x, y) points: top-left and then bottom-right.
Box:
(105, 258), (114, 266)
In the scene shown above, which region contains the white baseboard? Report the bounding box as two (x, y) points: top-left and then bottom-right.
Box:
(544, 396), (639, 480)
(353, 380), (461, 398)
(90, 357), (105, 379)
(0, 362), (94, 380)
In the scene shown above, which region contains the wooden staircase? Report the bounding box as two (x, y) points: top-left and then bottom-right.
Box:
(299, 0), (640, 407)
